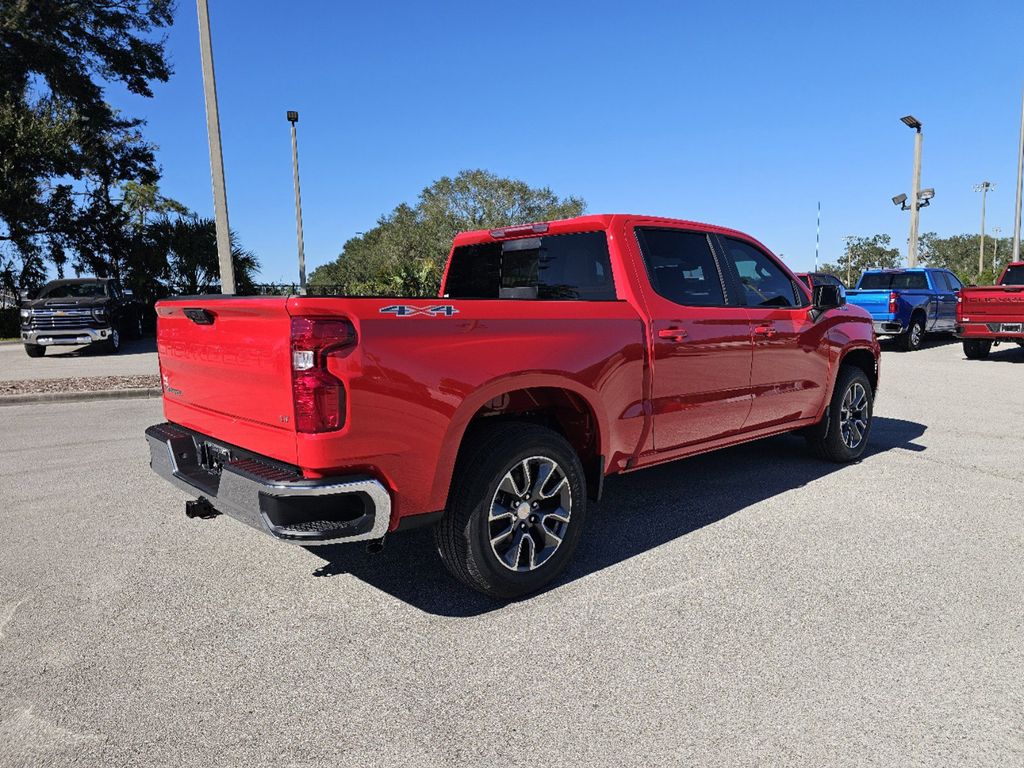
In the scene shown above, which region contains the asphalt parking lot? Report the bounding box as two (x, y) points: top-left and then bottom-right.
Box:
(1, 338), (1022, 767)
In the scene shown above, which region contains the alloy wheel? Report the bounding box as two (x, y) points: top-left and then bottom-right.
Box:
(488, 456), (572, 572)
(839, 382), (869, 449)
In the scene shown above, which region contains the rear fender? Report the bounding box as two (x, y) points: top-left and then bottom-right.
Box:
(428, 373), (610, 512)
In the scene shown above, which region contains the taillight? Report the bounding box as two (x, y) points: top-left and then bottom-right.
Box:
(290, 317), (356, 433)
(888, 291), (898, 314)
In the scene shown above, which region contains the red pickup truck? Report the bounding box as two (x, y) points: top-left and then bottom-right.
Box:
(146, 214), (880, 598)
(957, 262), (1024, 359)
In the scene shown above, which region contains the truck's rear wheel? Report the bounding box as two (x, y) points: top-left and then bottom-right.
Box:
(24, 343), (45, 358)
(962, 339), (992, 359)
(434, 422), (587, 599)
(900, 315), (925, 351)
(806, 365), (874, 463)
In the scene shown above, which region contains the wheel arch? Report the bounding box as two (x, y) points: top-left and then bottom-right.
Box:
(429, 376), (610, 510)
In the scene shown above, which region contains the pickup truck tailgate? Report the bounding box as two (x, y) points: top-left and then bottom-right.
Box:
(959, 286), (1024, 318)
(845, 289), (890, 318)
(156, 297), (297, 459)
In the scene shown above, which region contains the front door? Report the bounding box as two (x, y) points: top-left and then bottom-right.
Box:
(717, 236), (832, 431)
(631, 226), (753, 450)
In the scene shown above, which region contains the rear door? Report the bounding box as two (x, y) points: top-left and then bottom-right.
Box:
(716, 236), (831, 431)
(630, 225), (753, 449)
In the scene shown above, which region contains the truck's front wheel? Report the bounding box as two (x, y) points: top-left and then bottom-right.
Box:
(24, 344), (45, 358)
(435, 422), (587, 599)
(806, 365), (874, 463)
(962, 339), (992, 359)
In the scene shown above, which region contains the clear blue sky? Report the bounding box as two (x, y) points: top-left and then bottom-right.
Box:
(108, 0), (1024, 281)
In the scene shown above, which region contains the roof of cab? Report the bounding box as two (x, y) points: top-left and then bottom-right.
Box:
(452, 213), (771, 251)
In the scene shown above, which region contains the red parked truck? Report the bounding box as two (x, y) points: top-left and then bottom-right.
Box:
(146, 214), (880, 598)
(956, 262), (1024, 359)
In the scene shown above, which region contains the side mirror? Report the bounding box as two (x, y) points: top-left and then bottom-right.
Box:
(812, 283), (845, 311)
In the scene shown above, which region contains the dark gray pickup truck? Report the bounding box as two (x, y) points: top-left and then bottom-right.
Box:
(19, 278), (143, 357)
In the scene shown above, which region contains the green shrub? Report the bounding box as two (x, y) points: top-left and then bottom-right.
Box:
(0, 307), (19, 339)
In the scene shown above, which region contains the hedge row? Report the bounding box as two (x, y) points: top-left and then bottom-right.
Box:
(0, 307), (20, 339)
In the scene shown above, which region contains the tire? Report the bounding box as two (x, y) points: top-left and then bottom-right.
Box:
(434, 422), (587, 599)
(900, 315), (925, 351)
(24, 344), (45, 358)
(805, 365), (874, 463)
(129, 313), (144, 340)
(962, 340), (992, 359)
(102, 326), (121, 354)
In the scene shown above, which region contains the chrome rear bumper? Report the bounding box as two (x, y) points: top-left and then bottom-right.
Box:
(145, 422), (391, 545)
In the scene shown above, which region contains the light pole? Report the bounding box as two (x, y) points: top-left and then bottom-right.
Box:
(1014, 86), (1024, 262)
(843, 234), (856, 286)
(287, 110), (306, 291)
(993, 226), (1002, 273)
(974, 181), (994, 276)
(196, 0), (235, 294)
(901, 115), (924, 266)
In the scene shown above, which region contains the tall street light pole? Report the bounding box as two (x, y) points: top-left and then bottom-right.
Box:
(196, 0), (235, 294)
(993, 226), (1002, 273)
(974, 181), (994, 276)
(287, 111), (306, 291)
(902, 115), (923, 267)
(1013, 86), (1024, 262)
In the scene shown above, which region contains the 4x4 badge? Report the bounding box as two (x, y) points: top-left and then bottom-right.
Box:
(379, 304), (459, 317)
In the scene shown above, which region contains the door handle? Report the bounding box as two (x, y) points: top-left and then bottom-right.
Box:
(658, 327), (688, 342)
(753, 324), (777, 339)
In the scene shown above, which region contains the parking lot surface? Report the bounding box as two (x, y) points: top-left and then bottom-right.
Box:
(1, 339), (1022, 767)
(0, 339), (158, 382)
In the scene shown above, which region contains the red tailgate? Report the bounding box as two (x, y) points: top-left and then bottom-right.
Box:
(156, 297), (298, 464)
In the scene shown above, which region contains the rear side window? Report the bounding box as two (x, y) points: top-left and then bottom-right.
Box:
(944, 272), (963, 290)
(444, 231), (616, 300)
(798, 274), (812, 287)
(721, 238), (801, 308)
(1003, 265), (1024, 285)
(634, 228), (727, 306)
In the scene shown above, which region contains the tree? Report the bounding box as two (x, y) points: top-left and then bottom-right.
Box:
(820, 234), (902, 285)
(919, 232), (1013, 285)
(0, 0), (174, 294)
(309, 170), (586, 296)
(147, 217), (260, 296)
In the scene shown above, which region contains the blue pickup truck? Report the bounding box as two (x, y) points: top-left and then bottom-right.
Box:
(846, 267), (963, 351)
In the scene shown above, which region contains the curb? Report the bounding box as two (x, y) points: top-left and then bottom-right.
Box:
(0, 387), (163, 407)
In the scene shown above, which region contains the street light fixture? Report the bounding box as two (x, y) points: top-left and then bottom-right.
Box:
(900, 115), (922, 130)
(287, 110), (306, 291)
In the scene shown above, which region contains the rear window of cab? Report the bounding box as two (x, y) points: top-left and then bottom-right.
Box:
(444, 231), (616, 300)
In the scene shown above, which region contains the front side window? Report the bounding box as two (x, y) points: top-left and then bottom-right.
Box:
(721, 238), (800, 308)
(445, 231), (615, 300)
(634, 228), (727, 307)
